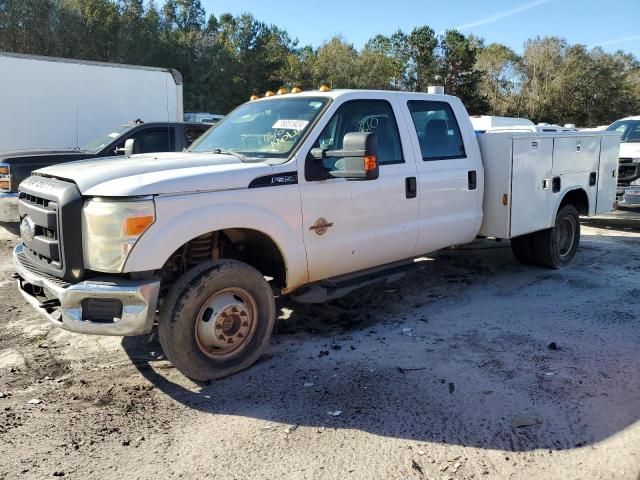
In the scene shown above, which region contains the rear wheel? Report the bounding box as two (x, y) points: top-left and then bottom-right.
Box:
(158, 260), (276, 381)
(510, 234), (536, 265)
(532, 204), (580, 268)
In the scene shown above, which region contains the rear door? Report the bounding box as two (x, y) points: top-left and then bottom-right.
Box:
(402, 97), (483, 255)
(298, 94), (420, 281)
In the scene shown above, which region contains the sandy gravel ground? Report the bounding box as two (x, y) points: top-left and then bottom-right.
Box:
(0, 211), (639, 480)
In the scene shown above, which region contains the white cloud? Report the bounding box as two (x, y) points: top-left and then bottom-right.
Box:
(452, 0), (553, 31)
(591, 35), (640, 48)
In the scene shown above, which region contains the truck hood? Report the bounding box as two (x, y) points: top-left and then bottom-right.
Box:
(0, 149), (86, 162)
(620, 142), (640, 159)
(35, 151), (275, 196)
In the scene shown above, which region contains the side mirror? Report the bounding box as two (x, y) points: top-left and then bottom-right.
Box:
(314, 132), (379, 181)
(115, 138), (135, 156)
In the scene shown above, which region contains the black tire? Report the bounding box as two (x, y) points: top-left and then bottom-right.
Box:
(510, 234), (536, 265)
(158, 259), (276, 381)
(532, 204), (580, 268)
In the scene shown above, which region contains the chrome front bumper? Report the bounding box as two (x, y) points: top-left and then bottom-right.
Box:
(0, 192), (19, 223)
(621, 187), (640, 206)
(13, 244), (160, 336)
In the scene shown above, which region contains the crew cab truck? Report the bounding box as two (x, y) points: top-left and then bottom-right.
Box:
(0, 121), (209, 222)
(12, 89), (619, 381)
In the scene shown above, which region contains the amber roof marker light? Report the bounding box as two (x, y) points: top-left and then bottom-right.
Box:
(291, 87), (302, 93)
(318, 84), (330, 92)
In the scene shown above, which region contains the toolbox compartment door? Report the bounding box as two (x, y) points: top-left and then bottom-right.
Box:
(596, 134), (620, 214)
(510, 137), (554, 237)
(552, 136), (600, 175)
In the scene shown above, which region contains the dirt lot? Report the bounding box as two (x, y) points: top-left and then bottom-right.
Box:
(1, 212), (639, 480)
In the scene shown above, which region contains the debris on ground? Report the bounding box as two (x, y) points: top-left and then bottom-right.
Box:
(327, 410), (342, 416)
(318, 350), (329, 357)
(285, 425), (299, 434)
(0, 391), (11, 398)
(27, 398), (42, 405)
(512, 416), (542, 428)
(411, 459), (424, 475)
(548, 342), (559, 350)
(396, 367), (428, 374)
(303, 382), (314, 387)
(448, 382), (455, 394)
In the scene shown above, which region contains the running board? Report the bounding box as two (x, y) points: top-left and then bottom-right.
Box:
(291, 258), (430, 304)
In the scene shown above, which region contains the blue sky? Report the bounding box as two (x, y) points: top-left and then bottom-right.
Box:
(200, 0), (640, 57)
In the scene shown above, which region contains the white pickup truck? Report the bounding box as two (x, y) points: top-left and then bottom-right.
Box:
(13, 89), (619, 381)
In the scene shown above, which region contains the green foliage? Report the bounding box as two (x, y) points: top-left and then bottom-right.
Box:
(438, 30), (488, 113)
(0, 1), (638, 124)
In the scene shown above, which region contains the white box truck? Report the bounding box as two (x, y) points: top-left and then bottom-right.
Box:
(12, 88), (619, 381)
(0, 52), (184, 151)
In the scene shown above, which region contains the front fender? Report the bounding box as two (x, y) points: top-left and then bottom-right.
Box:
(123, 191), (308, 291)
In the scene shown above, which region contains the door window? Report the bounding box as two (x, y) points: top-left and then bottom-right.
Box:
(313, 100), (404, 172)
(130, 128), (176, 154)
(184, 125), (209, 148)
(407, 101), (466, 160)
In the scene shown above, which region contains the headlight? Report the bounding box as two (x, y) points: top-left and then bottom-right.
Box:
(81, 198), (155, 272)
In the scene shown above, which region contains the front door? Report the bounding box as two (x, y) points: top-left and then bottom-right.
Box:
(298, 96), (419, 282)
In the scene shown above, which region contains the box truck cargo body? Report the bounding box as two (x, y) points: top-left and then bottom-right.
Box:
(0, 52), (183, 151)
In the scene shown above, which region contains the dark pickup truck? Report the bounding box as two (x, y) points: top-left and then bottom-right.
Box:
(0, 121), (210, 222)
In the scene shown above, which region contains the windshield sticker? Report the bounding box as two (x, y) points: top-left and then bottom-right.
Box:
(108, 132), (120, 138)
(272, 119), (309, 130)
(264, 128), (302, 149)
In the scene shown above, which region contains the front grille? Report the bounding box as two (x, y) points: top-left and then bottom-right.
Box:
(19, 193), (60, 266)
(18, 175), (84, 282)
(15, 249), (71, 288)
(618, 159), (640, 186)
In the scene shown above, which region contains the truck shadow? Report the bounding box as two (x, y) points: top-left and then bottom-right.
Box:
(122, 235), (640, 452)
(0, 221), (20, 236)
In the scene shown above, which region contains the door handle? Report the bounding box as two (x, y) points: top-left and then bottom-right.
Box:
(405, 177), (417, 199)
(468, 170), (477, 190)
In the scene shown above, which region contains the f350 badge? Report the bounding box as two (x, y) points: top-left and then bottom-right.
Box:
(309, 218), (334, 235)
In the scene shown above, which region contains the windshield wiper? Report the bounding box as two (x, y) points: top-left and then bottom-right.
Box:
(210, 148), (249, 162)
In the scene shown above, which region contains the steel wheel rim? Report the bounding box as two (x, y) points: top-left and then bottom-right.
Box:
(555, 216), (576, 258)
(195, 287), (258, 359)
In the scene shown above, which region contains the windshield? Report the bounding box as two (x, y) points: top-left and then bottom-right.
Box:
(606, 120), (640, 142)
(188, 97), (330, 160)
(81, 125), (133, 153)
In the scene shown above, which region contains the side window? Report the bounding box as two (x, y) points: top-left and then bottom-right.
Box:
(407, 101), (466, 161)
(184, 125), (209, 148)
(313, 100), (404, 169)
(131, 128), (176, 154)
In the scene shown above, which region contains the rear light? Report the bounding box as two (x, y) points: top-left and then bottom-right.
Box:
(0, 164), (9, 190)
